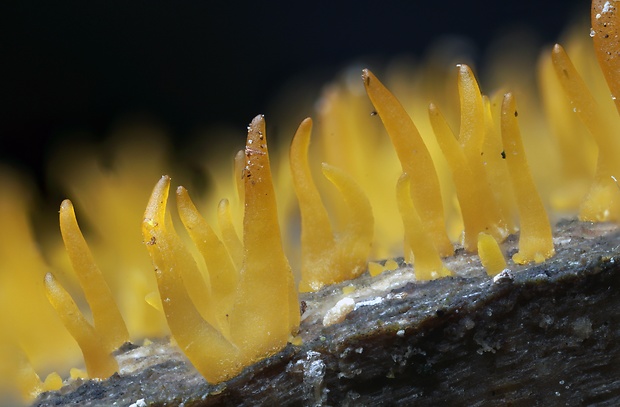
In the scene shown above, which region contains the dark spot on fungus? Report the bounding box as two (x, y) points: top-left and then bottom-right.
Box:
(300, 301), (307, 315)
(514, 110), (518, 117)
(501, 150), (506, 159)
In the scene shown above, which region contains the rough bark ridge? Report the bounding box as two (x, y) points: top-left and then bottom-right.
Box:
(34, 220), (620, 406)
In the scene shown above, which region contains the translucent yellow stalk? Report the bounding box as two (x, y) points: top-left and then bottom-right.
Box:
(457, 64), (485, 158)
(362, 69), (453, 257)
(217, 198), (243, 271)
(429, 102), (492, 251)
(50, 133), (169, 340)
(538, 52), (594, 185)
(233, 150), (245, 205)
(456, 65), (508, 241)
(0, 343), (42, 403)
(290, 118), (373, 291)
(59, 199), (129, 352)
(153, 206), (218, 327)
(142, 176), (241, 383)
(477, 233), (507, 276)
(0, 342), (63, 403)
(290, 118), (336, 289)
(551, 43), (620, 221)
(481, 95), (518, 232)
(44, 273), (118, 379)
(321, 162), (374, 283)
(501, 93), (555, 264)
(592, 0), (620, 114)
(176, 186), (238, 338)
(0, 170), (78, 374)
(318, 85), (367, 183)
(316, 81), (401, 259)
(230, 115), (299, 360)
(396, 173), (452, 280)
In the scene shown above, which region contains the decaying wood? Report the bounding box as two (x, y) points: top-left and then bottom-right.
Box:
(34, 220), (620, 406)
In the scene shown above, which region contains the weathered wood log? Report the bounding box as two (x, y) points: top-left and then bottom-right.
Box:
(34, 220), (620, 406)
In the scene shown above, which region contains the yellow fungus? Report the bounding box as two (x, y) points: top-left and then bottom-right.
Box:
(396, 173), (452, 281)
(217, 198), (244, 270)
(367, 259), (399, 277)
(144, 291), (163, 312)
(290, 117), (374, 292)
(42, 372), (63, 392)
(551, 43), (620, 221)
(480, 95), (519, 232)
(592, 0), (620, 114)
(4, 1), (620, 401)
(141, 115), (303, 383)
(49, 133), (169, 341)
(142, 176), (241, 383)
(289, 336), (303, 347)
(362, 69), (453, 257)
(368, 262), (385, 277)
(477, 232), (507, 276)
(290, 118), (336, 287)
(59, 199), (129, 352)
(456, 66), (509, 241)
(177, 186), (238, 337)
(316, 81), (402, 259)
(233, 149), (246, 205)
(0, 343), (43, 403)
(384, 259), (399, 271)
(321, 163), (374, 281)
(230, 115), (299, 358)
(69, 368), (88, 380)
(428, 65), (514, 251)
(500, 93), (555, 264)
(429, 102), (496, 251)
(538, 50), (595, 212)
(152, 191), (219, 330)
(44, 272), (118, 379)
(0, 170), (79, 378)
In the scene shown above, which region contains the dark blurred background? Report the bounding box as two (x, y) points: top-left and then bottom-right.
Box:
(2, 0), (586, 186)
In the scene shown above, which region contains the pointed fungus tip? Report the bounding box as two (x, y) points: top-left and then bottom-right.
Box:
(60, 199), (72, 211)
(144, 175), (171, 224)
(246, 115), (267, 150)
(361, 68), (371, 85)
(159, 175), (171, 186)
(249, 114), (265, 128)
(153, 175), (171, 200)
(154, 175), (171, 191)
